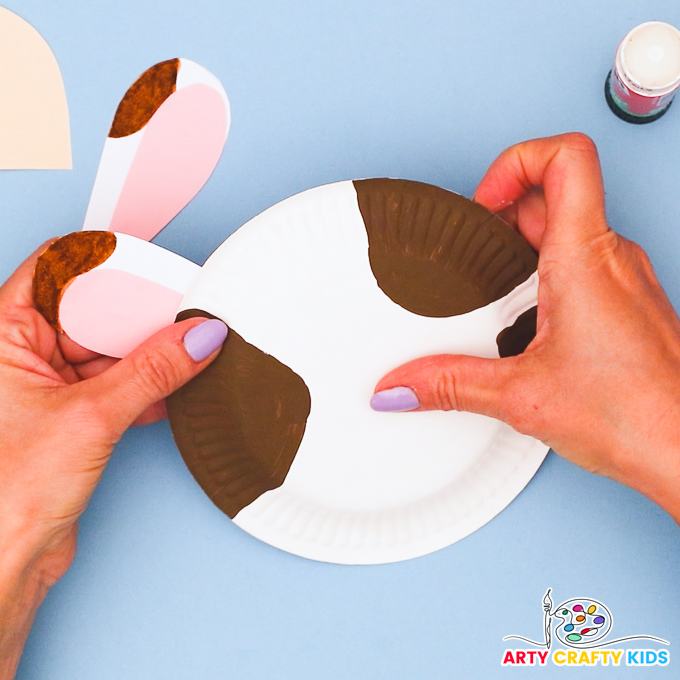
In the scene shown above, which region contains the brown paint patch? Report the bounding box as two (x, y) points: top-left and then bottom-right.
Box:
(32, 231), (117, 332)
(167, 309), (312, 519)
(108, 58), (179, 138)
(353, 179), (538, 318)
(496, 306), (538, 358)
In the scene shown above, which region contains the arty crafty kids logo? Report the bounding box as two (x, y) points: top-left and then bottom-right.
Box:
(502, 589), (669, 668)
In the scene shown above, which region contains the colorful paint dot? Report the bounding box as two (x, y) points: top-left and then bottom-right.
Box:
(562, 610), (569, 616)
(576, 615), (586, 623)
(593, 616), (605, 625)
(587, 605), (597, 614)
(564, 624), (574, 632)
(567, 634), (582, 642)
(573, 605), (584, 612)
(581, 628), (591, 634)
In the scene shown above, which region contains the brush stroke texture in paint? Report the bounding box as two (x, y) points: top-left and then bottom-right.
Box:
(353, 179), (538, 318)
(168, 310), (311, 519)
(109, 59), (178, 138)
(33, 232), (116, 331)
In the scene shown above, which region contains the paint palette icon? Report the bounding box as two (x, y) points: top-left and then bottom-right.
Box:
(554, 599), (612, 647)
(32, 58), (550, 564)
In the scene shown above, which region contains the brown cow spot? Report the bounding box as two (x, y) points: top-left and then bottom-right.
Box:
(496, 306), (538, 358)
(167, 309), (312, 519)
(353, 179), (538, 318)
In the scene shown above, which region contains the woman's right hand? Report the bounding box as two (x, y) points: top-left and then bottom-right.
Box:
(371, 133), (680, 524)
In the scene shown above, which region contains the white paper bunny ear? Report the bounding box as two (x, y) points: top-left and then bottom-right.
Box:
(33, 231), (200, 358)
(82, 58), (230, 241)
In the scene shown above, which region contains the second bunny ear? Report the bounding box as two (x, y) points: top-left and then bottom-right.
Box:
(83, 58), (230, 241)
(33, 231), (200, 358)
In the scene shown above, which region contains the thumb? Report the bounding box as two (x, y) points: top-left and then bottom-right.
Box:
(82, 317), (228, 436)
(370, 353), (517, 422)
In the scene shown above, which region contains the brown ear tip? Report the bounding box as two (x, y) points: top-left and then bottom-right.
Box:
(109, 58), (180, 139)
(32, 231), (117, 332)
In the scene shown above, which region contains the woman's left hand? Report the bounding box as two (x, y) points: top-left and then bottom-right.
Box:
(0, 241), (227, 679)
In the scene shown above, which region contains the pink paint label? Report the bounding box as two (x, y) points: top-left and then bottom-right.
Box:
(610, 68), (675, 117)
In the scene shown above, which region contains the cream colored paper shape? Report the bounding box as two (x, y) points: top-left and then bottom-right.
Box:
(0, 7), (71, 169)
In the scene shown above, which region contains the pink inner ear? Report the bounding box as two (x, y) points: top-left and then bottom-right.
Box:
(109, 84), (227, 241)
(59, 268), (184, 358)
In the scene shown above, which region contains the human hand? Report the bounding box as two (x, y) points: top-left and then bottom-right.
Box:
(0, 243), (227, 679)
(371, 133), (680, 523)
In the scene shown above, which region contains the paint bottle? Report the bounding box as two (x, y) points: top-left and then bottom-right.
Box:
(605, 21), (680, 124)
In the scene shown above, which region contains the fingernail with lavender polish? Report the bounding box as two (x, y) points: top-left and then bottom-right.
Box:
(370, 386), (420, 412)
(184, 319), (229, 362)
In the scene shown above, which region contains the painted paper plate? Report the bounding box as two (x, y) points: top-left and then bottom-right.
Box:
(167, 179), (549, 565)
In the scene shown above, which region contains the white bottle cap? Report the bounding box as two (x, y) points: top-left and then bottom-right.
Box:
(616, 22), (680, 96)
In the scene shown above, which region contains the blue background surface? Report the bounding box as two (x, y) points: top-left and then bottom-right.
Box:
(2, 0), (679, 677)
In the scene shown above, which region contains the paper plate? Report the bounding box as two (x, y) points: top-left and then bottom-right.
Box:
(167, 179), (549, 564)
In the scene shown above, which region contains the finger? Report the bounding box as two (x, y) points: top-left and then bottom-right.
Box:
(493, 187), (547, 251)
(80, 317), (228, 436)
(73, 355), (119, 381)
(371, 353), (518, 421)
(58, 333), (102, 365)
(514, 187), (547, 251)
(132, 400), (167, 427)
(0, 238), (57, 310)
(473, 133), (608, 248)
